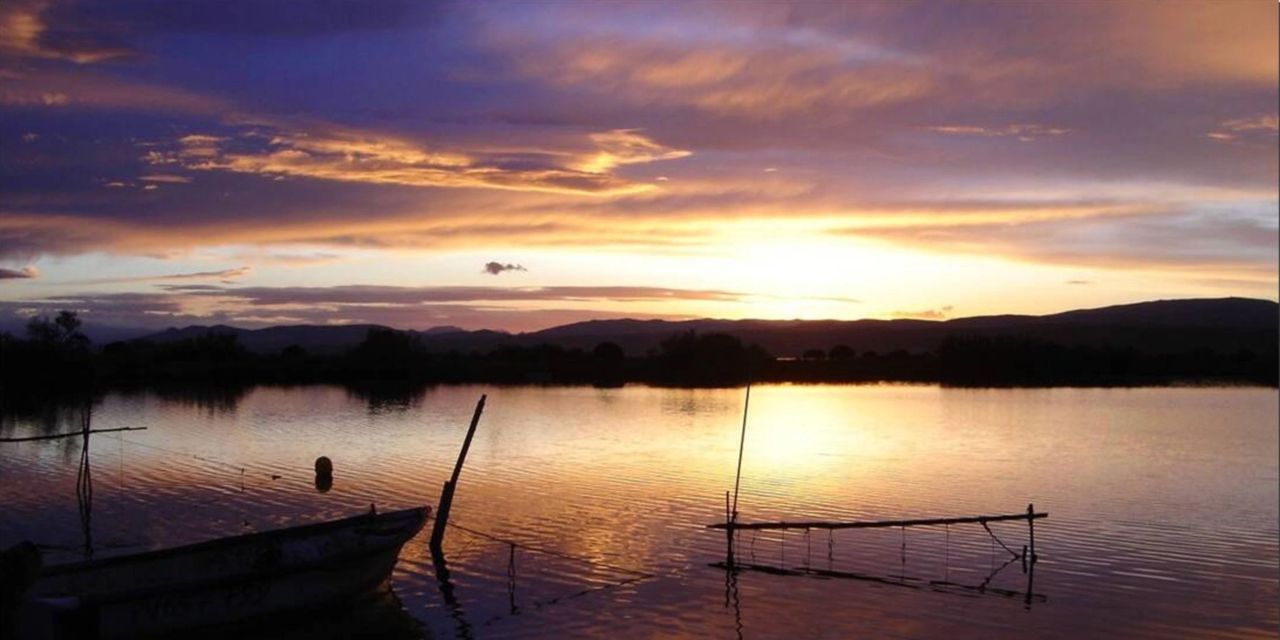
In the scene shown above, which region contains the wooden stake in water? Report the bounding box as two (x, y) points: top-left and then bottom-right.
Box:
(430, 394), (486, 552)
(727, 382), (752, 566)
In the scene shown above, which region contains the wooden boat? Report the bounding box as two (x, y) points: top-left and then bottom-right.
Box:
(12, 506), (429, 639)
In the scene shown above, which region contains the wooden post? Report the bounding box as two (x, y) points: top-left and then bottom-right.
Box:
(725, 491), (735, 568)
(429, 395), (487, 551)
(1026, 503), (1037, 564)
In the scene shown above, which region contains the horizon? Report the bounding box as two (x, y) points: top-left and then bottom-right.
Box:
(1, 1), (1277, 333)
(9, 294), (1270, 341)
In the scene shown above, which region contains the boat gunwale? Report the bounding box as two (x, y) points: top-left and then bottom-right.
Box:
(59, 535), (411, 608)
(39, 506), (430, 577)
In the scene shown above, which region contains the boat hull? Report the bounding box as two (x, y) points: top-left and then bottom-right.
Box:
(21, 507), (428, 639)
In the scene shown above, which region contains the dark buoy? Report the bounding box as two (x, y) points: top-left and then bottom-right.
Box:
(314, 456), (333, 493)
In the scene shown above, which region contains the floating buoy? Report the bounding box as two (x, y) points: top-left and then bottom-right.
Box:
(314, 456), (333, 493)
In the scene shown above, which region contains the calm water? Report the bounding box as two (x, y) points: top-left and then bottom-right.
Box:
(1, 384), (1276, 638)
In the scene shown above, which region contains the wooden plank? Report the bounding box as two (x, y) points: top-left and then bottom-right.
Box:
(706, 511), (1047, 531)
(0, 427), (147, 443)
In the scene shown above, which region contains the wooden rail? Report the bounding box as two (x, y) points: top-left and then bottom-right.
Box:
(711, 504), (1045, 568)
(707, 511), (1047, 531)
(0, 426), (147, 443)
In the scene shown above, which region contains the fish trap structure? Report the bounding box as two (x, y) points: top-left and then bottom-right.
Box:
(707, 382), (1047, 604)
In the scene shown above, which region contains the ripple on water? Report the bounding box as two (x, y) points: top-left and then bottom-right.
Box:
(0, 384), (1276, 639)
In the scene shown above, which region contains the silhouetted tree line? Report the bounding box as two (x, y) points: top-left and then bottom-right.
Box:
(1, 313), (1275, 395)
(935, 335), (1278, 386)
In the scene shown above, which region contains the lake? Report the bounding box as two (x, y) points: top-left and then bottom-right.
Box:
(1, 384), (1276, 638)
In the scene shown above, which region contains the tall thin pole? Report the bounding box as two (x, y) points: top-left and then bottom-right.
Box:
(731, 382), (751, 521)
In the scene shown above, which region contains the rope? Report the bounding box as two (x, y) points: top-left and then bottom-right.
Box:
(805, 528), (811, 571)
(827, 529), (834, 571)
(944, 523), (950, 583)
(981, 521), (1021, 559)
(900, 526), (906, 565)
(442, 519), (654, 579)
(441, 518), (657, 629)
(95, 434), (250, 475)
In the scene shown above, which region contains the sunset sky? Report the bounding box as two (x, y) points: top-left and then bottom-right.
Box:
(1, 0), (1276, 333)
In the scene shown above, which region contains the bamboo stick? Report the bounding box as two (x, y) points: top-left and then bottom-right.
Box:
(707, 511), (1047, 531)
(0, 427), (147, 443)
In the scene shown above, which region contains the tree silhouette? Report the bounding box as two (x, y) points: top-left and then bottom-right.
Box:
(26, 311), (90, 350)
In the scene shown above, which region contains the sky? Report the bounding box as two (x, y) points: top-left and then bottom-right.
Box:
(0, 0), (1276, 334)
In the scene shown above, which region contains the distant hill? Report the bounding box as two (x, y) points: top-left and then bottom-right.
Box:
(132, 297), (1277, 357)
(142, 324), (394, 355)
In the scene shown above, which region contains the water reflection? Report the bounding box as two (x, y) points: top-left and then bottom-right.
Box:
(141, 384), (249, 415)
(0, 384), (1276, 638)
(0, 390), (96, 440)
(346, 381), (431, 414)
(177, 591), (426, 640)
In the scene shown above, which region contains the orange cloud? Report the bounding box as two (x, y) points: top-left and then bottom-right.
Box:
(928, 124), (1069, 142)
(482, 1), (1276, 121)
(0, 0), (130, 63)
(1206, 115), (1280, 143)
(890, 306), (952, 320)
(149, 125), (688, 196)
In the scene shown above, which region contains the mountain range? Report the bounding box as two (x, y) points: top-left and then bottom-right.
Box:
(133, 297), (1277, 357)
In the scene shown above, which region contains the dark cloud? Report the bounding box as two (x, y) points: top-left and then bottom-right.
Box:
(0, 266), (38, 279)
(484, 262), (525, 275)
(3, 0), (431, 65)
(73, 266), (251, 285)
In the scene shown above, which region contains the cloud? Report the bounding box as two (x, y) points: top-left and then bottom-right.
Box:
(483, 261), (526, 275)
(233, 251), (344, 266)
(482, 1), (1276, 124)
(0, 68), (231, 114)
(139, 174), (192, 184)
(0, 0), (1274, 298)
(890, 306), (952, 320)
(145, 125), (688, 196)
(1066, 280), (1093, 285)
(165, 284), (746, 305)
(0, 0), (132, 63)
(1, 0), (431, 67)
(1206, 115), (1280, 143)
(846, 203), (1279, 274)
(74, 266), (252, 285)
(0, 265), (38, 279)
(572, 129), (692, 173)
(928, 124), (1069, 142)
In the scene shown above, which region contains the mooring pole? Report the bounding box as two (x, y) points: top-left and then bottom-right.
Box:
(725, 491), (734, 568)
(727, 381), (752, 567)
(1026, 503), (1037, 564)
(430, 395), (487, 552)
